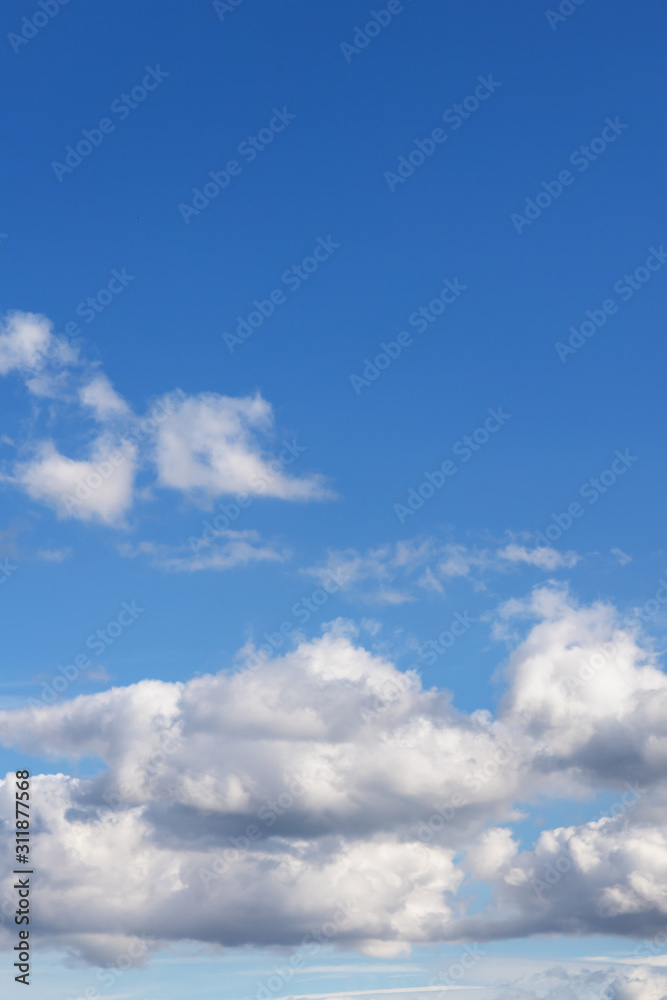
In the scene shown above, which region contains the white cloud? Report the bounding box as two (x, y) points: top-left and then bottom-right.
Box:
(37, 547), (72, 562)
(153, 391), (333, 503)
(307, 538), (579, 604)
(495, 965), (667, 1000)
(0, 310), (76, 378)
(119, 530), (289, 572)
(612, 547), (633, 566)
(79, 374), (131, 420)
(15, 436), (138, 525)
(3, 587), (667, 961)
(497, 543), (579, 570)
(0, 310), (333, 530)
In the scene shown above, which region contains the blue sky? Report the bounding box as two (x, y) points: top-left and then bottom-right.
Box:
(1, 2), (667, 999)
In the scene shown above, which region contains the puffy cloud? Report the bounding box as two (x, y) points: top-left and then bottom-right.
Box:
(2, 589), (667, 961)
(0, 631), (521, 834)
(497, 586), (667, 788)
(0, 310), (76, 378)
(0, 309), (332, 530)
(459, 809), (667, 939)
(153, 391), (333, 503)
(14, 435), (138, 525)
(79, 374), (131, 420)
(0, 771), (459, 964)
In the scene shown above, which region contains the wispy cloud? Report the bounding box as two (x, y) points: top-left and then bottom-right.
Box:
(119, 530), (289, 572)
(306, 535), (579, 604)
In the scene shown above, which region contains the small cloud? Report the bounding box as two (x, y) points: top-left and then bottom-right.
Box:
(611, 547), (633, 566)
(87, 666), (112, 682)
(361, 618), (382, 636)
(15, 436), (138, 526)
(498, 543), (579, 570)
(119, 530), (289, 573)
(0, 310), (76, 379)
(153, 391), (334, 504)
(79, 375), (131, 421)
(37, 547), (72, 562)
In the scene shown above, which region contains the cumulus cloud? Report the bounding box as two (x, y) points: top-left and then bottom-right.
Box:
(0, 310), (76, 379)
(79, 374), (131, 420)
(496, 585), (667, 788)
(14, 436), (138, 525)
(0, 310), (332, 529)
(3, 588), (667, 962)
(152, 391), (333, 503)
(457, 815), (667, 942)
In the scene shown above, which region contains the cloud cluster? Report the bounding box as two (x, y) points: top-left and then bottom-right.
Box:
(2, 587), (667, 964)
(0, 311), (331, 527)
